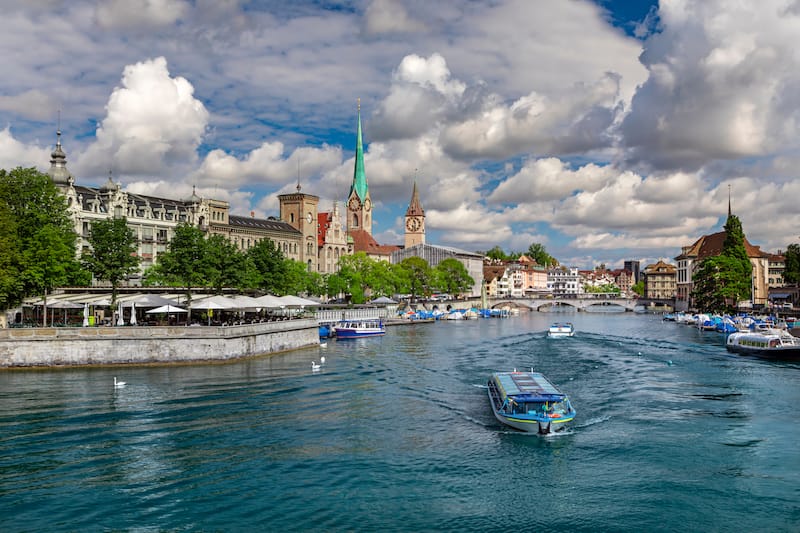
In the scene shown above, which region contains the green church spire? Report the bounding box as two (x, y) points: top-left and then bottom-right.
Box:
(350, 99), (368, 201)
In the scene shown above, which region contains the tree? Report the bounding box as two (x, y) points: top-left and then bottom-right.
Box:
(691, 214), (752, 312)
(485, 246), (509, 261)
(526, 243), (557, 267)
(82, 217), (140, 305)
(400, 256), (433, 301)
(784, 243), (800, 284)
(0, 199), (23, 311)
(204, 234), (247, 293)
(245, 238), (287, 293)
(433, 258), (474, 296)
(631, 280), (645, 296)
(0, 167), (85, 324)
(144, 223), (208, 303)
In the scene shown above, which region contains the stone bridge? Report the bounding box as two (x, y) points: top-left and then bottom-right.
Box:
(489, 297), (641, 312)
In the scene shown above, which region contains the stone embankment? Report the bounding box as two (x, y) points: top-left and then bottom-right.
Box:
(0, 319), (319, 367)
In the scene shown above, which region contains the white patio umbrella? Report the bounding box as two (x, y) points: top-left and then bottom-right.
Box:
(252, 294), (285, 308)
(82, 302), (89, 327)
(193, 296), (233, 325)
(116, 300), (125, 326)
(278, 295), (319, 307)
(146, 304), (188, 314)
(130, 301), (137, 325)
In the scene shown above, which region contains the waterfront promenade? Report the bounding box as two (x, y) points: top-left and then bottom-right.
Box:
(0, 318), (318, 367)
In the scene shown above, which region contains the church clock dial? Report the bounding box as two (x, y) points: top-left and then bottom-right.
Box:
(406, 217), (420, 231)
(364, 198), (372, 211)
(348, 197), (360, 210)
(306, 212), (313, 224)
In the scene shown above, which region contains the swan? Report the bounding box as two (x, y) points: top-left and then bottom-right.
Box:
(319, 342), (327, 348)
(320, 355), (326, 364)
(311, 361), (321, 372)
(114, 377), (126, 388)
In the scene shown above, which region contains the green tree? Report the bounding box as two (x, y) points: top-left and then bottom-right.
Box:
(691, 214), (752, 312)
(631, 280), (645, 296)
(144, 223), (208, 303)
(433, 258), (474, 296)
(485, 246), (509, 261)
(204, 234), (247, 293)
(526, 243), (557, 267)
(0, 167), (85, 324)
(82, 217), (140, 306)
(245, 238), (287, 293)
(0, 199), (23, 311)
(784, 243), (800, 284)
(400, 256), (433, 301)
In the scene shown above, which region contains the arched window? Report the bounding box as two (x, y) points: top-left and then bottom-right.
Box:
(353, 214), (358, 227)
(294, 243), (298, 254)
(307, 259), (313, 271)
(335, 248), (339, 259)
(307, 242), (313, 255)
(290, 213), (295, 223)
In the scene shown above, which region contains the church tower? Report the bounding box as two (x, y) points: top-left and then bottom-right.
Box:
(404, 180), (425, 248)
(278, 182), (320, 272)
(346, 101), (372, 235)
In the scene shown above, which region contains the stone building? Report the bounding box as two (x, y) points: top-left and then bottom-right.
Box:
(642, 260), (677, 299)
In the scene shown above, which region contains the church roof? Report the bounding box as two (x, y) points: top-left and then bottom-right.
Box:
(349, 229), (399, 256)
(675, 230), (767, 260)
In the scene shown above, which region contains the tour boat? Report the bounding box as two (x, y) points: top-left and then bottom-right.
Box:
(333, 318), (386, 339)
(547, 322), (575, 337)
(725, 329), (800, 360)
(487, 370), (576, 434)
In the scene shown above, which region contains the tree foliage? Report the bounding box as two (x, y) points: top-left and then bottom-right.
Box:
(82, 217), (140, 305)
(0, 167), (86, 314)
(401, 256), (433, 301)
(433, 258), (474, 296)
(144, 223), (208, 302)
(244, 238), (287, 293)
(204, 234), (247, 294)
(691, 214), (752, 312)
(784, 243), (800, 285)
(526, 243), (557, 267)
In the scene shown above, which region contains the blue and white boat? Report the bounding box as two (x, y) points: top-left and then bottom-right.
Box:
(547, 322), (574, 337)
(334, 318), (386, 339)
(487, 370), (576, 434)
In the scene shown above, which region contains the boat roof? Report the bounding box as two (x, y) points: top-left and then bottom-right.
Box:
(493, 371), (566, 402)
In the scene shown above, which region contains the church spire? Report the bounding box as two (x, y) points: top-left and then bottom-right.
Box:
(406, 177), (424, 216)
(350, 99), (368, 201)
(727, 184), (731, 217)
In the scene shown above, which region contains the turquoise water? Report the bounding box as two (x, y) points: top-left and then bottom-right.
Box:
(1, 312), (799, 532)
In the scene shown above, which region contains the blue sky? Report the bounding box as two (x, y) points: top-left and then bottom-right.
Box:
(1, 0), (799, 269)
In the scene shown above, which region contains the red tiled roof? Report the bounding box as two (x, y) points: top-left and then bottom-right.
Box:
(678, 231), (767, 260)
(348, 229), (400, 256)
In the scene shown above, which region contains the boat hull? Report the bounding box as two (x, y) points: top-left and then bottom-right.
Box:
(334, 329), (386, 339)
(725, 344), (800, 360)
(487, 372), (575, 434)
(725, 331), (800, 360)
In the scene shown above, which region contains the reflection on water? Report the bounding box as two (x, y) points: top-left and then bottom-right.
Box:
(1, 312), (799, 531)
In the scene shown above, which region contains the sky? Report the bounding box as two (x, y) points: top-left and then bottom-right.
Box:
(1, 0), (799, 269)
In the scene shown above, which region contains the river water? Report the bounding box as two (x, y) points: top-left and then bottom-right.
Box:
(1, 311), (799, 532)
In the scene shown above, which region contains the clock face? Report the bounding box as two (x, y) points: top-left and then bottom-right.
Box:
(406, 217), (421, 232)
(348, 197), (360, 211)
(306, 212), (313, 224)
(364, 198), (372, 212)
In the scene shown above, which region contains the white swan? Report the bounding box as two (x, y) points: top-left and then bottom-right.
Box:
(311, 361), (321, 372)
(114, 377), (126, 388)
(319, 342), (327, 348)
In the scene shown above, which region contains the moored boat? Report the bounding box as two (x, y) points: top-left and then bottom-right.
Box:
(333, 318), (386, 339)
(725, 329), (800, 360)
(547, 322), (574, 337)
(487, 370), (576, 434)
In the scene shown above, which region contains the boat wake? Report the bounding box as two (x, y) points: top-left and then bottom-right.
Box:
(573, 414), (612, 429)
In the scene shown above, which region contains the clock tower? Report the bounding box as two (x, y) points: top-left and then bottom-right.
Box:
(404, 180), (425, 248)
(346, 101), (373, 235)
(278, 183), (319, 272)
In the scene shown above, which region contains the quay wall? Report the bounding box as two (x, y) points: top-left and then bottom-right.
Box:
(0, 319), (319, 368)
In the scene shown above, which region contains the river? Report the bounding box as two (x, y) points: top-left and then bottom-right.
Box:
(1, 311), (798, 532)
